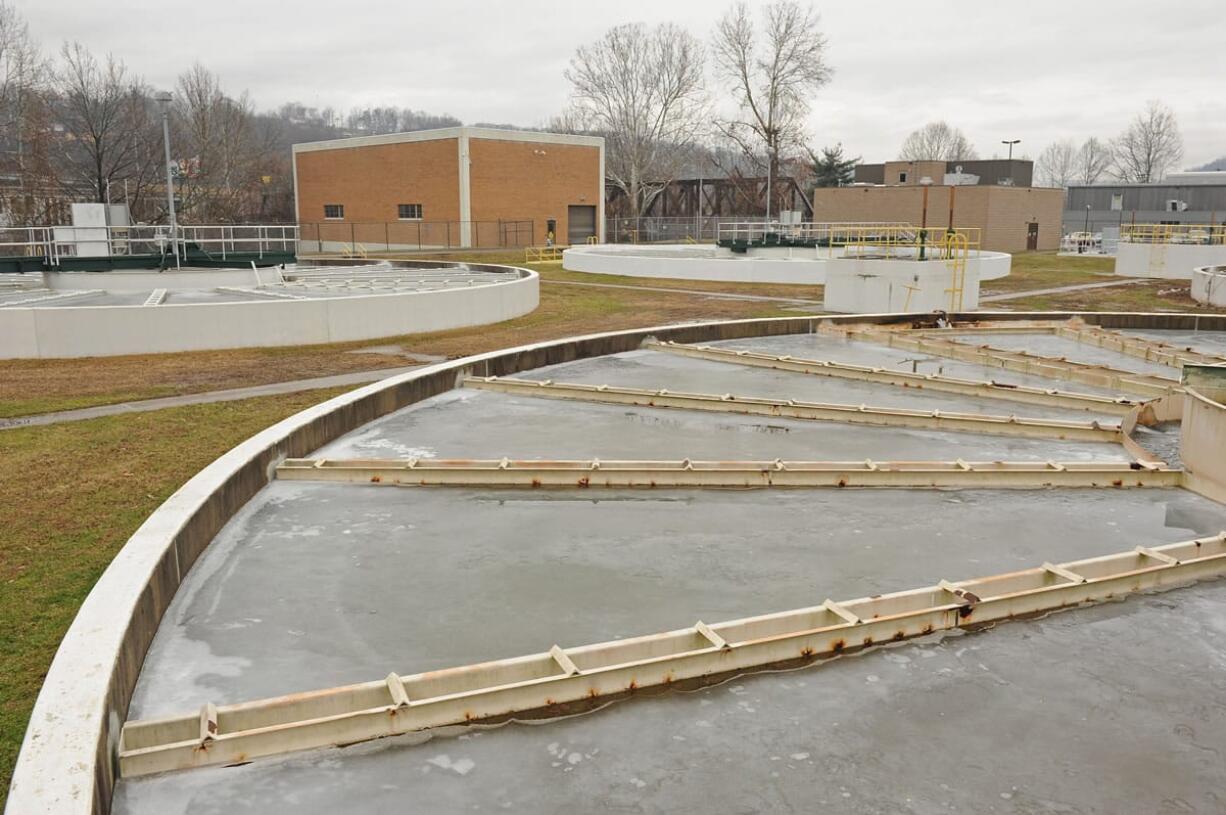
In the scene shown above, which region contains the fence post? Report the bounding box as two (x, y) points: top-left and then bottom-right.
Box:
(350, 222), (355, 253)
(385, 222), (390, 252)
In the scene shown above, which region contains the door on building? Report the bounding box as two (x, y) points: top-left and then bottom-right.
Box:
(1026, 222), (1039, 251)
(567, 205), (597, 245)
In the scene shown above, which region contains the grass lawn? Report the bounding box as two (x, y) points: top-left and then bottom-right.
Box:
(0, 387), (352, 809)
(978, 250), (1114, 294)
(996, 278), (1226, 313)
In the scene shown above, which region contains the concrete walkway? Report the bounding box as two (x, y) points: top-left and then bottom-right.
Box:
(980, 278), (1148, 303)
(0, 365), (423, 430)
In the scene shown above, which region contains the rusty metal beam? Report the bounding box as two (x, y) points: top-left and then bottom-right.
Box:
(1054, 324), (1226, 369)
(462, 376), (1124, 443)
(644, 340), (1139, 416)
(273, 458), (1181, 489)
(117, 532), (1226, 778)
(827, 325), (1181, 397)
(853, 320), (1226, 369)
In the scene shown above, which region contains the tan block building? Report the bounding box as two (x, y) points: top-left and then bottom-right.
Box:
(293, 127), (604, 249)
(811, 184), (1064, 252)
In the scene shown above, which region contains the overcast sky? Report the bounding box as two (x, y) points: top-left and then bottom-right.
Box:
(20, 0), (1226, 167)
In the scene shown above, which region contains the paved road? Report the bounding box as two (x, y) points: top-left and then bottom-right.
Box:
(0, 365), (423, 430)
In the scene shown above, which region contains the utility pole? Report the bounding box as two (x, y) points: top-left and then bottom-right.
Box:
(154, 90), (180, 269)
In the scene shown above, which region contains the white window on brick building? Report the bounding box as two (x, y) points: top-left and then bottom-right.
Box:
(323, 204), (344, 220)
(398, 203), (423, 220)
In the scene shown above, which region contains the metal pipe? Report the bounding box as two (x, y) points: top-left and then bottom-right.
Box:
(154, 91), (179, 269)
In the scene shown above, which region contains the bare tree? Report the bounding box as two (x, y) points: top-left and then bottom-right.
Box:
(54, 42), (160, 206)
(1111, 100), (1183, 183)
(346, 106), (459, 135)
(1075, 137), (1111, 185)
(712, 0), (830, 216)
(0, 1), (55, 221)
(0, 1), (42, 148)
(899, 121), (978, 162)
(563, 22), (706, 218)
(1035, 139), (1078, 188)
(173, 64), (279, 222)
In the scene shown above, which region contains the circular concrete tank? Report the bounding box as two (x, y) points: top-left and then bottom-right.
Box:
(1115, 241), (1226, 279)
(1191, 265), (1226, 307)
(562, 242), (1011, 292)
(0, 259), (538, 358)
(11, 311), (1226, 815)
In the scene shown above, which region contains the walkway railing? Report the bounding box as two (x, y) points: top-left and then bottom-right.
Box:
(716, 221), (910, 246)
(0, 223), (299, 265)
(1120, 223), (1226, 245)
(298, 220), (535, 254)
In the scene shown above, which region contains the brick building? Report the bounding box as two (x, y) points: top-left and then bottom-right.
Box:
(812, 183), (1063, 253)
(292, 127), (604, 249)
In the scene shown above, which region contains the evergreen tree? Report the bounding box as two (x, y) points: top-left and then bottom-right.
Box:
(810, 144), (859, 188)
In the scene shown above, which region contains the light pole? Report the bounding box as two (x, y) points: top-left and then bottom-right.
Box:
(1001, 139), (1021, 186)
(764, 143), (777, 223)
(154, 91), (179, 269)
(1081, 204), (1091, 253)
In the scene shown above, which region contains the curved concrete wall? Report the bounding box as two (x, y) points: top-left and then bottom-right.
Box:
(562, 243), (1011, 285)
(10, 309), (1226, 815)
(1191, 266), (1226, 307)
(0, 262), (538, 359)
(563, 243), (832, 284)
(1115, 242), (1226, 280)
(824, 257), (982, 313)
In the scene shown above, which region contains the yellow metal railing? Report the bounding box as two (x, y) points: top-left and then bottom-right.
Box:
(1120, 223), (1226, 245)
(943, 231), (970, 311)
(831, 225), (981, 261)
(525, 245), (566, 262)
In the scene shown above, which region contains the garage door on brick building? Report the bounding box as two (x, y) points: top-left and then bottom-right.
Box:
(568, 205), (597, 245)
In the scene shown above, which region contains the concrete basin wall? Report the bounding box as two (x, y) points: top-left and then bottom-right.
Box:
(1116, 242), (1226, 279)
(562, 243), (833, 284)
(8, 310), (1226, 815)
(562, 243), (1011, 286)
(824, 257), (983, 313)
(1182, 366), (1226, 504)
(1191, 266), (1226, 307)
(0, 262), (539, 359)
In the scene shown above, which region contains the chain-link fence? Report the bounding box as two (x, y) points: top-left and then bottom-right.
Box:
(298, 220), (534, 254)
(606, 216), (766, 244)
